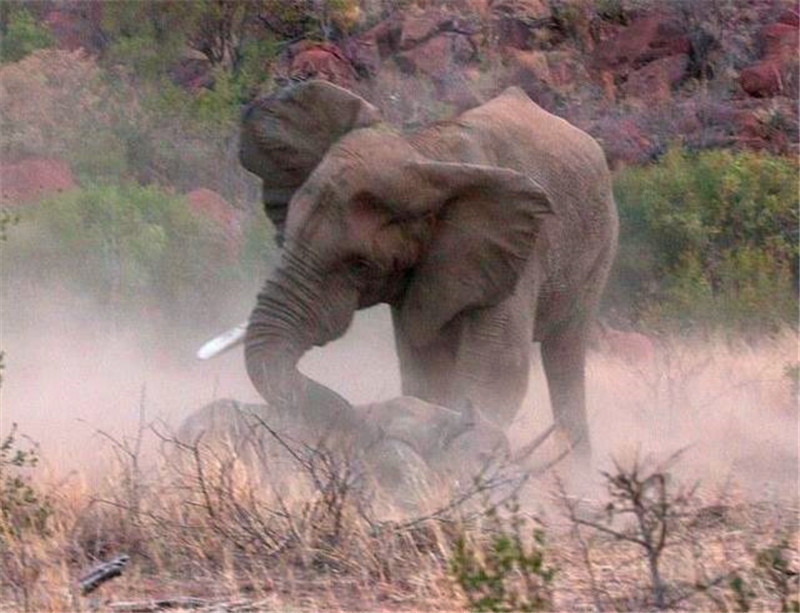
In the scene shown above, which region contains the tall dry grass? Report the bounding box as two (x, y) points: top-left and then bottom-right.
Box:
(1, 332), (797, 612)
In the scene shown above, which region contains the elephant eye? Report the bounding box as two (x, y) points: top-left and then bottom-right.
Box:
(347, 256), (375, 276)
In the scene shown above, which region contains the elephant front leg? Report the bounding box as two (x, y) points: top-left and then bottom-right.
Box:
(391, 302), (531, 428)
(448, 297), (534, 428)
(540, 320), (591, 462)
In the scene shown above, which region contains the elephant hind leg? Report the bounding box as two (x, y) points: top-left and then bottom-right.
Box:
(540, 320), (591, 462)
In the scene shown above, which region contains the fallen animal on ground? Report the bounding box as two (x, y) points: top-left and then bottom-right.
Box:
(175, 396), (512, 513)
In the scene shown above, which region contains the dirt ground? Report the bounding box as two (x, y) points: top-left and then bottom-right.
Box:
(1, 296), (798, 611)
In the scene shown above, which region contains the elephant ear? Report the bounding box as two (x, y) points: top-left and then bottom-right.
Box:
(240, 80), (381, 243)
(399, 162), (553, 348)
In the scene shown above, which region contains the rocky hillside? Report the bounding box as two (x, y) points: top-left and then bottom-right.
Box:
(21, 1), (799, 170)
(328, 0), (799, 166)
(265, 2), (799, 162)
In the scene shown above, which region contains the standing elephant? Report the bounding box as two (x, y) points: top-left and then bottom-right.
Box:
(237, 80), (618, 461)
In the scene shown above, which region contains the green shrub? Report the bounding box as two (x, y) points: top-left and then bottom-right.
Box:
(4, 182), (272, 327)
(101, 2), (192, 79)
(728, 537), (800, 613)
(609, 147), (799, 334)
(0, 48), (260, 205)
(0, 6), (54, 64)
(0, 425), (51, 541)
(756, 538), (800, 613)
(0, 49), (133, 181)
(0, 208), (18, 242)
(450, 502), (555, 612)
(101, 1), (279, 108)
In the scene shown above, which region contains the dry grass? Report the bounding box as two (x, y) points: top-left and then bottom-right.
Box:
(1, 332), (798, 612)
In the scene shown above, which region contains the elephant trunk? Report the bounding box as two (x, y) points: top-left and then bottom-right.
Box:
(244, 249), (363, 439)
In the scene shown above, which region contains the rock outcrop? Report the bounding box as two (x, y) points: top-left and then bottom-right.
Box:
(35, 0), (799, 164)
(739, 12), (799, 98)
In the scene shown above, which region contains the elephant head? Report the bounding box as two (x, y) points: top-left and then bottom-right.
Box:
(240, 79), (382, 245)
(240, 80), (553, 431)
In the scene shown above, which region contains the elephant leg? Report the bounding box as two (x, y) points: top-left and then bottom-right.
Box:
(391, 306), (458, 406)
(541, 319), (591, 462)
(449, 293), (534, 428)
(392, 295), (532, 428)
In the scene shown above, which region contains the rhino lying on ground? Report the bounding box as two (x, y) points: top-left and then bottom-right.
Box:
(174, 396), (511, 515)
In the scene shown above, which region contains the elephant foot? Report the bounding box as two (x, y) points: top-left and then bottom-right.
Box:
(543, 428), (594, 490)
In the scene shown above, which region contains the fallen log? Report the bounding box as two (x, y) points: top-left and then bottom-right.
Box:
(79, 553), (129, 595)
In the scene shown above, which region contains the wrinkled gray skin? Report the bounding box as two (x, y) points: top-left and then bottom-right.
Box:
(176, 397), (508, 510)
(240, 80), (618, 462)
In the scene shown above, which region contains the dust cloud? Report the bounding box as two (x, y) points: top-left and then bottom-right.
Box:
(516, 333), (799, 502)
(0, 282), (401, 471)
(1, 281), (797, 500)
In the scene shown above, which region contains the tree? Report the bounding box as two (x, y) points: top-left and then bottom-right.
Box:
(0, 5), (54, 64)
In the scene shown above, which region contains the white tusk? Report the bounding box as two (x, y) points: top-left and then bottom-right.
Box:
(196, 322), (248, 360)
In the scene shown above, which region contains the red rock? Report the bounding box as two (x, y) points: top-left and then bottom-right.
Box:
(0, 158), (76, 205)
(491, 0), (553, 50)
(506, 48), (587, 95)
(500, 51), (558, 110)
(588, 117), (655, 168)
(396, 32), (475, 78)
(490, 0), (550, 20)
(359, 14), (404, 59)
(739, 17), (798, 98)
(465, 0), (491, 16)
(593, 13), (691, 73)
(286, 41), (358, 87)
(343, 35), (382, 78)
(622, 54), (689, 102)
(452, 31), (479, 65)
(496, 16), (534, 49)
(506, 49), (551, 83)
(736, 98), (797, 153)
(400, 8), (447, 49)
(758, 22), (798, 60)
(740, 61), (786, 97)
(777, 8), (800, 27)
(600, 70), (616, 101)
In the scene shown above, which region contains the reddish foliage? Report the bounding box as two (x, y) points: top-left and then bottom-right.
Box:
(0, 158), (76, 205)
(44, 3), (104, 53)
(185, 188), (242, 257)
(186, 188), (238, 230)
